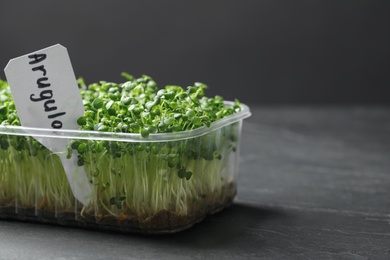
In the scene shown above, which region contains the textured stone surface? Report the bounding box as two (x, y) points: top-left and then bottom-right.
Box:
(1, 106), (389, 259)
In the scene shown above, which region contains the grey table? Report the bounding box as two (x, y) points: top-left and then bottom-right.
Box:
(1, 106), (389, 259)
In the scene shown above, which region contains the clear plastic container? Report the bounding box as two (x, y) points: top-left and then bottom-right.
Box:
(0, 101), (251, 234)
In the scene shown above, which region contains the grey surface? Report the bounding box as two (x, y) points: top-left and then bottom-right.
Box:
(1, 1), (390, 105)
(1, 106), (390, 259)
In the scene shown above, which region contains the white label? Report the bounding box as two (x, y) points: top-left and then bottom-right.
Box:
(4, 44), (91, 206)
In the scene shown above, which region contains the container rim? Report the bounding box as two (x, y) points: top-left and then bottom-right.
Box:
(0, 101), (251, 142)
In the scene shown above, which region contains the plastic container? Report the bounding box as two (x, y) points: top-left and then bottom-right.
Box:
(0, 101), (251, 234)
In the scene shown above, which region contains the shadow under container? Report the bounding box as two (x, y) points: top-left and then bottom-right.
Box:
(0, 102), (251, 234)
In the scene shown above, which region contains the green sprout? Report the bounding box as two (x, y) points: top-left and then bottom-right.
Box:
(0, 74), (245, 233)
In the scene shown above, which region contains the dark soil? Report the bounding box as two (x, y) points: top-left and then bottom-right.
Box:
(0, 187), (236, 234)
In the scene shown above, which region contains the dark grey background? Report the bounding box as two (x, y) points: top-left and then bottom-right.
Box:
(1, 0), (389, 105)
